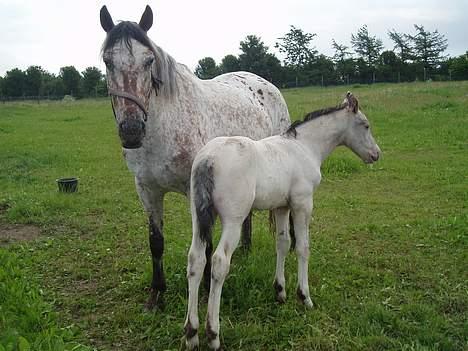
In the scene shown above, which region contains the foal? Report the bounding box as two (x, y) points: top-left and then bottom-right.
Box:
(184, 93), (381, 350)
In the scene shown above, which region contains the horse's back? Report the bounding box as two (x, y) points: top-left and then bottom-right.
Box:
(212, 72), (290, 135)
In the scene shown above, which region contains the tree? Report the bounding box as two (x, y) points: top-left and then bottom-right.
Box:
(275, 25), (317, 68)
(409, 24), (448, 69)
(351, 25), (384, 68)
(3, 68), (26, 97)
(377, 50), (401, 82)
(59, 66), (81, 96)
(82, 67), (103, 97)
(239, 35), (269, 73)
(332, 39), (354, 83)
(42, 72), (65, 97)
(239, 35), (281, 82)
(305, 55), (335, 86)
(219, 55), (240, 73)
(388, 29), (412, 63)
(24, 66), (45, 96)
(448, 51), (468, 80)
(262, 53), (283, 85)
(195, 57), (220, 80)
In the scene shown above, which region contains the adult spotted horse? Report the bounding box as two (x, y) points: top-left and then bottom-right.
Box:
(99, 5), (290, 309)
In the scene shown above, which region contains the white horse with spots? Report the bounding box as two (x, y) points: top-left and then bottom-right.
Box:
(99, 6), (290, 309)
(184, 93), (381, 350)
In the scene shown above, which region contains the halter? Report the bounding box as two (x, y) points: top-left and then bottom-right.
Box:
(107, 76), (163, 122)
(108, 88), (149, 121)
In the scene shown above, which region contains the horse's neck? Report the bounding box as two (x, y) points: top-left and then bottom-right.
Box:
(295, 112), (348, 164)
(148, 62), (200, 127)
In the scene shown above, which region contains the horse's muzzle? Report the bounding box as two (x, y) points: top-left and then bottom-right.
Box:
(118, 118), (146, 149)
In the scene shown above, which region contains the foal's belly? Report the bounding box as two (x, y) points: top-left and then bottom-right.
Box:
(252, 183), (289, 210)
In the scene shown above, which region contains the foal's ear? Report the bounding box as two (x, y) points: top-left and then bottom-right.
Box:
(139, 5), (153, 32)
(100, 5), (115, 33)
(346, 91), (359, 113)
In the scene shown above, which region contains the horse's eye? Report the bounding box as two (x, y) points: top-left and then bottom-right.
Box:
(145, 57), (154, 67)
(104, 59), (113, 70)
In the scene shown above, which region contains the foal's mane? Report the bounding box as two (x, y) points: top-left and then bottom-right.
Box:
(284, 103), (347, 138)
(101, 21), (178, 97)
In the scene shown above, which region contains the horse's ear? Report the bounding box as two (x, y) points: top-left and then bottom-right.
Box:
(346, 91), (359, 113)
(100, 5), (115, 33)
(139, 5), (153, 32)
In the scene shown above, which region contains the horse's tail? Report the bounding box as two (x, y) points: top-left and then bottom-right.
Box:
(192, 158), (216, 244)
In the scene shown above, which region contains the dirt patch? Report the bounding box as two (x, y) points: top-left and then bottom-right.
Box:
(0, 224), (41, 246)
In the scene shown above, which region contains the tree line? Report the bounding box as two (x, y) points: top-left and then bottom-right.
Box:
(0, 66), (107, 99)
(1, 24), (467, 99)
(195, 24), (468, 87)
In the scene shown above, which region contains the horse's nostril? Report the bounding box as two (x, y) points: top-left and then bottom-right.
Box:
(118, 118), (145, 149)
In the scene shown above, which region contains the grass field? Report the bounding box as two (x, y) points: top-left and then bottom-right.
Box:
(0, 81), (467, 351)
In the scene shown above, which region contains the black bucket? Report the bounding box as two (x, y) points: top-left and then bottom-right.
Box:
(56, 177), (78, 193)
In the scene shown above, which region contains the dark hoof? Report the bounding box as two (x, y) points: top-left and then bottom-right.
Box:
(273, 280), (286, 304)
(144, 289), (164, 311)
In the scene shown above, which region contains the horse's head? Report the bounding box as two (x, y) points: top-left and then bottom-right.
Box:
(341, 92), (381, 164)
(100, 5), (157, 149)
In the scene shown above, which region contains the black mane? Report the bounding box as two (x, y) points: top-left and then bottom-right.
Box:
(102, 21), (153, 54)
(285, 104), (346, 138)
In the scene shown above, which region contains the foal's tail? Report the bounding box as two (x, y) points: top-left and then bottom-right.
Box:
(192, 158), (216, 243)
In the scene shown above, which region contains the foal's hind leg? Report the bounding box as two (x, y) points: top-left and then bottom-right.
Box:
(291, 197), (314, 308)
(273, 207), (290, 303)
(184, 230), (207, 350)
(206, 220), (243, 350)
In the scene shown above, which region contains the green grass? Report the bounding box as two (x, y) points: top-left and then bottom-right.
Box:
(0, 82), (467, 350)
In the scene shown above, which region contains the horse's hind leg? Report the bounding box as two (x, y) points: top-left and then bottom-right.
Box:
(291, 197), (314, 308)
(273, 207), (290, 303)
(206, 220), (243, 350)
(135, 180), (166, 311)
(241, 211), (253, 250)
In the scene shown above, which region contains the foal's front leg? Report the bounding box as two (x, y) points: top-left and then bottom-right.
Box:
(273, 207), (290, 303)
(291, 198), (314, 308)
(206, 221), (243, 350)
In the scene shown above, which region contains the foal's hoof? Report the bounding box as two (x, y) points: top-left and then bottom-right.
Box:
(296, 288), (314, 309)
(185, 334), (199, 350)
(144, 289), (164, 311)
(208, 339), (222, 351)
(273, 280), (286, 304)
(185, 321), (199, 350)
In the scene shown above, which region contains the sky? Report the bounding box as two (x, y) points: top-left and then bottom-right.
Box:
(0, 0), (466, 76)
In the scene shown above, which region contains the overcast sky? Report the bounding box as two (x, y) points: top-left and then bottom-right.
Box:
(0, 0), (466, 76)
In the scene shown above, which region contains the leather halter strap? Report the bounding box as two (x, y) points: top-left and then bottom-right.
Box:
(108, 88), (148, 120)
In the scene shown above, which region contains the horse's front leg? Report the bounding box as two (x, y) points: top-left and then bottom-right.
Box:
(135, 179), (166, 310)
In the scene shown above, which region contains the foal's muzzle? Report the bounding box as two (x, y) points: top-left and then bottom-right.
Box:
(119, 118), (146, 149)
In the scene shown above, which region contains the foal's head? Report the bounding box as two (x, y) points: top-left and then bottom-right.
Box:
(100, 5), (157, 149)
(341, 92), (381, 164)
